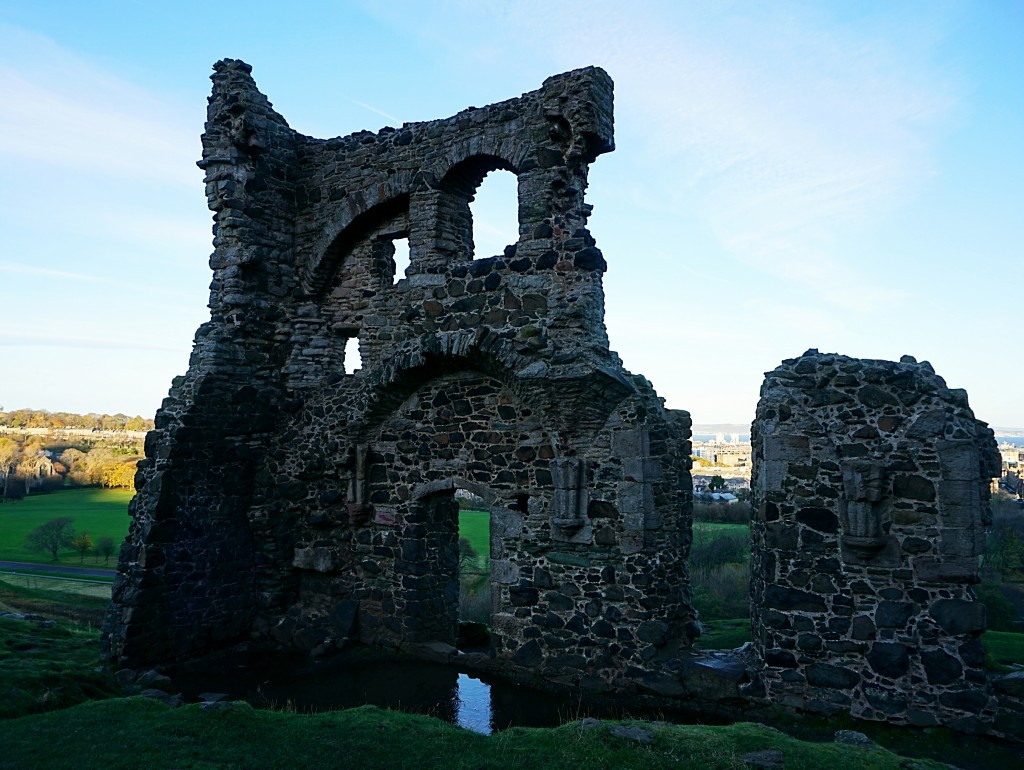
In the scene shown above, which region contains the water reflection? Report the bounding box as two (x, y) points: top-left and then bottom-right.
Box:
(174, 656), (667, 735)
(454, 674), (491, 733)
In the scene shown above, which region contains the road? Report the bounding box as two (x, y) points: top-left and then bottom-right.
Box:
(0, 560), (116, 580)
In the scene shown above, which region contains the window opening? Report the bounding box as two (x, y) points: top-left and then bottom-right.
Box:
(391, 236), (410, 284)
(343, 336), (362, 374)
(690, 425), (754, 652)
(469, 170), (518, 260)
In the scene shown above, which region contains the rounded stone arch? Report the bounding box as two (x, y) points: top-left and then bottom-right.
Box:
(414, 152), (527, 265)
(303, 179), (414, 295)
(348, 329), (550, 439)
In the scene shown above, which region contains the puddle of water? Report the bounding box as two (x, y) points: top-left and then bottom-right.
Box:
(454, 673), (492, 733)
(172, 654), (671, 735)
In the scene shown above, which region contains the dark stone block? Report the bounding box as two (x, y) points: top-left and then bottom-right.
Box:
(796, 507), (838, 533)
(763, 585), (827, 612)
(763, 523), (798, 550)
(329, 600), (358, 636)
(852, 615), (876, 641)
(857, 385), (899, 408)
(512, 639), (543, 666)
(545, 592), (574, 612)
(796, 633), (823, 651)
(929, 599), (986, 634)
(921, 648), (963, 685)
(588, 499), (617, 518)
(939, 689), (989, 714)
(764, 649), (797, 668)
(806, 663), (860, 690)
(892, 474), (936, 502)
(592, 620), (616, 638)
(637, 620), (668, 646)
(509, 587), (539, 607)
(867, 642), (910, 678)
(875, 601), (918, 628)
(993, 671), (1024, 697)
(864, 686), (908, 714)
(573, 247), (606, 271)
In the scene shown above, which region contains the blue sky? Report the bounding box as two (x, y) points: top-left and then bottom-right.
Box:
(1, 1), (1021, 429)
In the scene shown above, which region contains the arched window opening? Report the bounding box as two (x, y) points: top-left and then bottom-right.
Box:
(469, 170), (518, 260)
(391, 236), (410, 284)
(343, 335), (362, 374)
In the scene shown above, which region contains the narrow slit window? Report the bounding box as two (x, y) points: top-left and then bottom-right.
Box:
(392, 237), (410, 284)
(344, 336), (362, 374)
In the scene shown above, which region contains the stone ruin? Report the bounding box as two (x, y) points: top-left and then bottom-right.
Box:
(748, 351), (1006, 732)
(104, 60), (1017, 736)
(103, 60), (697, 685)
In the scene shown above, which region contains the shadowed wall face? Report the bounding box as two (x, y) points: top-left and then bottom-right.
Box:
(749, 350), (1000, 731)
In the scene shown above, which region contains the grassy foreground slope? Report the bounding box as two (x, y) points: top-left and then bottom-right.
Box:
(1, 699), (943, 770)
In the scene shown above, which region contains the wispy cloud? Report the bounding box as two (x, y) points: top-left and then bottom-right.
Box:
(391, 1), (957, 313)
(0, 261), (201, 303)
(350, 98), (403, 126)
(0, 329), (188, 353)
(0, 24), (203, 186)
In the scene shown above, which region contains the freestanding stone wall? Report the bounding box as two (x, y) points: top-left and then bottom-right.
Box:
(102, 60), (698, 686)
(748, 350), (1001, 731)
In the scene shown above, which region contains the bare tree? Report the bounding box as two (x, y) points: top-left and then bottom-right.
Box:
(25, 517), (75, 561)
(96, 535), (117, 566)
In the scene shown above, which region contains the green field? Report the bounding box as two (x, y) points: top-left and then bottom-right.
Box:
(459, 509), (490, 565)
(0, 488), (133, 565)
(0, 491), (491, 569)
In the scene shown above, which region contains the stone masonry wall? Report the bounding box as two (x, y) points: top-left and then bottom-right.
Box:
(103, 60), (697, 690)
(749, 350), (1001, 732)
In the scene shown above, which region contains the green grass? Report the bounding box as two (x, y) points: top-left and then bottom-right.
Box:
(0, 578), (117, 719)
(0, 699), (948, 770)
(0, 487), (132, 565)
(983, 629), (1024, 668)
(696, 618), (751, 650)
(0, 573), (112, 599)
(459, 509), (490, 566)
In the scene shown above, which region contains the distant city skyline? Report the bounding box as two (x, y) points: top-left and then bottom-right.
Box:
(1, 2), (1021, 428)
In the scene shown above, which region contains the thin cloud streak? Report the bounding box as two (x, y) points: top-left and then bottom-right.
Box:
(1, 330), (188, 353)
(350, 98), (403, 126)
(0, 25), (201, 186)
(436, 1), (957, 313)
(0, 261), (202, 302)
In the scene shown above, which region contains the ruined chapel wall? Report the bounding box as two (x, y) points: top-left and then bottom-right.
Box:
(105, 59), (697, 684)
(750, 350), (1001, 731)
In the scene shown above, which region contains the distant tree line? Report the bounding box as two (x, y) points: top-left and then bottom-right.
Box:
(0, 432), (141, 500)
(0, 409), (154, 432)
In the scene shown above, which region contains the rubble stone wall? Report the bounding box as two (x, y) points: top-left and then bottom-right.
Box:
(749, 350), (1002, 732)
(103, 60), (696, 686)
